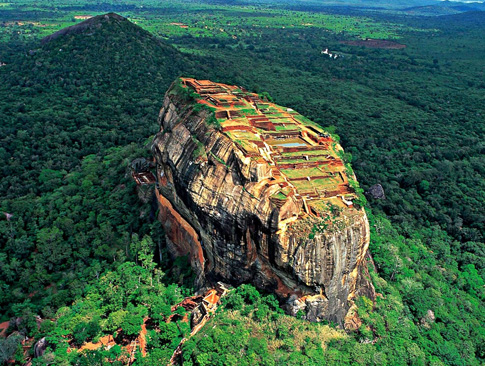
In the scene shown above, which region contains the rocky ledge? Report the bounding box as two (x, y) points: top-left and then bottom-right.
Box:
(152, 78), (375, 326)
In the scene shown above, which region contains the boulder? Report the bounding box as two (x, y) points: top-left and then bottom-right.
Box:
(366, 184), (385, 200)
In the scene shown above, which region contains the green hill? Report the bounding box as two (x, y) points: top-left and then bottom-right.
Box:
(0, 12), (194, 341)
(0, 12), (191, 198)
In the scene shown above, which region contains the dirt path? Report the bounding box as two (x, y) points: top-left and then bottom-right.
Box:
(78, 334), (115, 352)
(139, 318), (148, 357)
(0, 321), (9, 338)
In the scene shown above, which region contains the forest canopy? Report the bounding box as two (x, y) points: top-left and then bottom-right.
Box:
(0, 2), (484, 365)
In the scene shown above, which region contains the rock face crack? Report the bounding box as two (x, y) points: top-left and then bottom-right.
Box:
(152, 78), (374, 325)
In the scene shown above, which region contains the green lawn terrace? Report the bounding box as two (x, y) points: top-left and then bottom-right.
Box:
(180, 78), (359, 217)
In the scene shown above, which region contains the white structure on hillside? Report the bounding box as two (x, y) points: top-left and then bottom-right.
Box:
(321, 48), (340, 59)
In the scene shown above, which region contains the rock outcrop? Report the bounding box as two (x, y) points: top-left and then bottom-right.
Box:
(34, 337), (48, 358)
(152, 78), (374, 325)
(366, 183), (386, 200)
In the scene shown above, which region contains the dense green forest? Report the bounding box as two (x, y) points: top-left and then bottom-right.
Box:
(0, 1), (484, 365)
(0, 14), (200, 364)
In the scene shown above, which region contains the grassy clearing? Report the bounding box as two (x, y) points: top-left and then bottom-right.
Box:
(271, 191), (287, 200)
(292, 177), (339, 192)
(274, 124), (299, 132)
(308, 200), (330, 212)
(293, 114), (324, 130)
(281, 167), (323, 179)
(282, 150), (329, 157)
(269, 117), (294, 122)
(291, 180), (315, 192)
(279, 155), (329, 164)
(227, 130), (258, 141)
(312, 177), (340, 189)
(236, 107), (260, 116)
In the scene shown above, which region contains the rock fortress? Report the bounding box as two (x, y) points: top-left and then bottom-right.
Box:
(152, 78), (375, 326)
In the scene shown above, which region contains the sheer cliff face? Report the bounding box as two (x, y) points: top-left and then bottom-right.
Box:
(152, 79), (374, 325)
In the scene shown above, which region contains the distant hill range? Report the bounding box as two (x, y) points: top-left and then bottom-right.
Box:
(403, 0), (485, 16)
(273, 0), (484, 14)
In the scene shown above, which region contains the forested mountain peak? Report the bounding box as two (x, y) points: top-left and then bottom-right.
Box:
(0, 13), (193, 198)
(38, 11), (178, 58)
(42, 13), (132, 44)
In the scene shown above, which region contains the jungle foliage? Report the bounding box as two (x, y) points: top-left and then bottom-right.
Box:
(0, 2), (484, 365)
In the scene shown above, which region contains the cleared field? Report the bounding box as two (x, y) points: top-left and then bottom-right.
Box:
(281, 150), (330, 157)
(274, 124), (299, 132)
(292, 114), (324, 129)
(291, 177), (340, 192)
(226, 130), (258, 141)
(266, 138), (307, 148)
(270, 117), (294, 123)
(234, 107), (260, 116)
(278, 155), (329, 164)
(281, 167), (324, 179)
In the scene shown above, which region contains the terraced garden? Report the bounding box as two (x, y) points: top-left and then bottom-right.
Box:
(181, 77), (360, 219)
